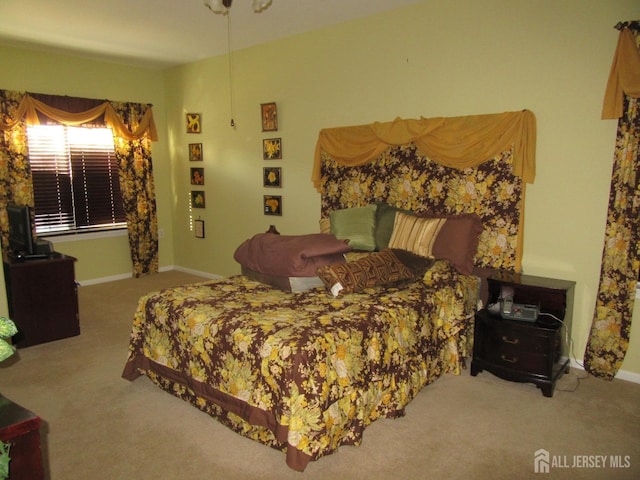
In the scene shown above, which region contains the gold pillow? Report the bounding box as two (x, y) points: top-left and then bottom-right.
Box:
(388, 213), (446, 258)
(319, 217), (331, 234)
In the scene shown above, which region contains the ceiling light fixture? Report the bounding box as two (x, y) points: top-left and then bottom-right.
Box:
(204, 0), (272, 15)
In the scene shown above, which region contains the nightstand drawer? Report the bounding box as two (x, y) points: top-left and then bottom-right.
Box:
(475, 315), (555, 354)
(481, 347), (550, 376)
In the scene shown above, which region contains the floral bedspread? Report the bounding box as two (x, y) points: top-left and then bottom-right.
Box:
(122, 260), (479, 471)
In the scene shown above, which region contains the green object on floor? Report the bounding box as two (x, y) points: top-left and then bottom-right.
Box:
(0, 439), (9, 480)
(0, 317), (17, 363)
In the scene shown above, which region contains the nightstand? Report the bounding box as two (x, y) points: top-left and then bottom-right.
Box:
(0, 395), (44, 480)
(470, 272), (575, 397)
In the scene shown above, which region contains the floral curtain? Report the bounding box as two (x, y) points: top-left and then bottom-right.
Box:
(0, 90), (34, 253)
(110, 101), (159, 277)
(584, 22), (640, 380)
(0, 90), (158, 277)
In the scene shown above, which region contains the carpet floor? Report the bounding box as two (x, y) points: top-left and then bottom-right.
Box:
(1, 270), (638, 479)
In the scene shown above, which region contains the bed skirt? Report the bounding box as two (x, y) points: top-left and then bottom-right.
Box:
(122, 325), (472, 471)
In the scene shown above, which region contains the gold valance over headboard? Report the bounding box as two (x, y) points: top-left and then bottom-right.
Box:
(312, 110), (536, 191)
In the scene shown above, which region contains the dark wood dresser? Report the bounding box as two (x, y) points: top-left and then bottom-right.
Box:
(3, 252), (79, 348)
(470, 272), (575, 397)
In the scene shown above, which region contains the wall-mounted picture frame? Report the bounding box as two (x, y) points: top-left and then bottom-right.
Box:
(263, 195), (282, 216)
(263, 167), (282, 188)
(262, 138), (282, 160)
(191, 168), (204, 185)
(186, 113), (201, 133)
(189, 143), (202, 161)
(191, 191), (205, 208)
(261, 102), (278, 132)
(194, 219), (205, 238)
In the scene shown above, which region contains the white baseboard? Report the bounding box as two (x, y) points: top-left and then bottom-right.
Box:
(79, 272), (132, 286)
(571, 359), (640, 384)
(78, 265), (221, 286)
(171, 265), (222, 280)
(615, 369), (640, 384)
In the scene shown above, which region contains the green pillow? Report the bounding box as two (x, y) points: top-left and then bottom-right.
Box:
(330, 205), (378, 251)
(375, 203), (411, 250)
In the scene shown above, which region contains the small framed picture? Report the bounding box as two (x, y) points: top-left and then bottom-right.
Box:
(186, 113), (201, 133)
(191, 191), (205, 208)
(261, 102), (278, 132)
(194, 219), (205, 238)
(189, 143), (202, 161)
(263, 195), (282, 216)
(191, 168), (204, 185)
(262, 138), (282, 160)
(263, 167), (282, 188)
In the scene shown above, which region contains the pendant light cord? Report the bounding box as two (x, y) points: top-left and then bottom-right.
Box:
(227, 12), (235, 128)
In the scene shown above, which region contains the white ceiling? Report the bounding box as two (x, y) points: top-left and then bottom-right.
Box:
(0, 0), (425, 69)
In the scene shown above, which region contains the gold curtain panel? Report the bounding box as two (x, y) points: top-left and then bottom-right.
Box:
(602, 27), (640, 119)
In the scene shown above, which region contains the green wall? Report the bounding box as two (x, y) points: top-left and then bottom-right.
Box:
(1, 0), (639, 377)
(164, 0), (640, 376)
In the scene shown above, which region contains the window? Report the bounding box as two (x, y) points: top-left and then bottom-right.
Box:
(27, 125), (126, 235)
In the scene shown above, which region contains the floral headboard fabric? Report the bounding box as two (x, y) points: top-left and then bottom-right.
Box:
(320, 143), (524, 272)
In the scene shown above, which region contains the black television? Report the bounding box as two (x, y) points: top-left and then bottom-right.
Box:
(7, 204), (35, 257)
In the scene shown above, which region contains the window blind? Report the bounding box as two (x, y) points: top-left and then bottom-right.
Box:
(28, 125), (126, 234)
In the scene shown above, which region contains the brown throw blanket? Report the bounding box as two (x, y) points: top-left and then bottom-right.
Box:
(234, 233), (351, 277)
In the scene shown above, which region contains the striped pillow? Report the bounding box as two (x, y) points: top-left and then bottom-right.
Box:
(388, 213), (446, 258)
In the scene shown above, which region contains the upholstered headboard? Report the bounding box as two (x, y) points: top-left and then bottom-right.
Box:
(319, 143), (525, 273)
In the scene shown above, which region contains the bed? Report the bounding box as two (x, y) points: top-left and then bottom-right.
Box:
(122, 112), (534, 471)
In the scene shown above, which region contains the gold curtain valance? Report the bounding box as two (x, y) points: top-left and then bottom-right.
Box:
(312, 109), (536, 191)
(0, 93), (158, 141)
